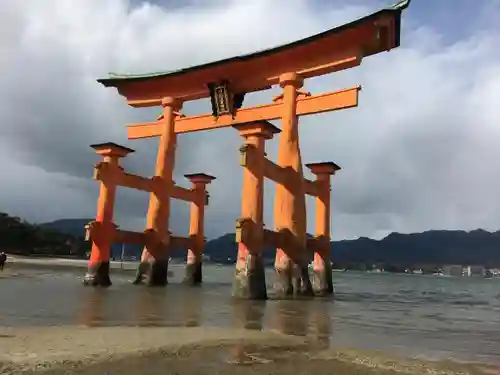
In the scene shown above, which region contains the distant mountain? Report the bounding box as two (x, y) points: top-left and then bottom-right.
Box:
(205, 229), (500, 268)
(0, 213), (86, 256)
(39, 218), (500, 267)
(332, 229), (500, 268)
(39, 218), (139, 259)
(39, 218), (92, 238)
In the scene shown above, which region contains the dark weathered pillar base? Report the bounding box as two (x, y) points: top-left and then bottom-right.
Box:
(274, 263), (314, 298)
(183, 261), (202, 285)
(312, 263), (334, 296)
(273, 265), (293, 298)
(83, 262), (111, 287)
(232, 255), (267, 300)
(133, 259), (169, 286)
(293, 264), (314, 296)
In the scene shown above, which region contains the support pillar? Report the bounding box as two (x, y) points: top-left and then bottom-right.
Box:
(134, 97), (181, 286)
(306, 162), (340, 296)
(273, 72), (313, 297)
(84, 142), (134, 287)
(183, 173), (216, 285)
(232, 121), (280, 300)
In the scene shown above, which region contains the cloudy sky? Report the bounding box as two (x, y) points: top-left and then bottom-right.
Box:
(1, 0), (500, 241)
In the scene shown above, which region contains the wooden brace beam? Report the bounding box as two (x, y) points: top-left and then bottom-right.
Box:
(114, 229), (145, 244)
(120, 172), (154, 192)
(171, 235), (195, 249)
(306, 235), (331, 252)
(263, 158), (288, 186)
(262, 229), (310, 264)
(127, 86), (361, 139)
(171, 185), (197, 202)
(304, 178), (320, 197)
(114, 229), (194, 249)
(263, 229), (286, 249)
(93, 164), (197, 202)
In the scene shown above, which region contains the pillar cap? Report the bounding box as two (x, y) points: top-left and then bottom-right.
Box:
(279, 72), (304, 88)
(90, 142), (135, 158)
(161, 96), (182, 109)
(184, 173), (216, 184)
(233, 120), (281, 139)
(306, 162), (341, 175)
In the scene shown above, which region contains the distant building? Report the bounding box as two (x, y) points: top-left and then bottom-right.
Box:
(443, 265), (464, 277)
(463, 265), (485, 277)
(490, 269), (500, 277)
(463, 266), (470, 277)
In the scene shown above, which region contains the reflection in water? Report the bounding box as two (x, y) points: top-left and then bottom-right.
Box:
(231, 300), (265, 330)
(229, 300), (266, 364)
(79, 288), (107, 327)
(181, 287), (202, 327)
(134, 288), (168, 327)
(230, 298), (332, 341)
(78, 286), (332, 345)
(79, 286), (205, 328)
(308, 299), (332, 348)
(272, 299), (311, 336)
(227, 298), (333, 363)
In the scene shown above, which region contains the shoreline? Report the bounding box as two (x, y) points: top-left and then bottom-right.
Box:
(7, 256), (137, 270)
(2, 257), (170, 279)
(6, 256), (500, 278)
(3, 256), (154, 277)
(1, 326), (497, 375)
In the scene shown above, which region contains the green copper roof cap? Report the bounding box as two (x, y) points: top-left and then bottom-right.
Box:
(107, 70), (176, 79)
(100, 0), (411, 84)
(390, 0), (411, 10)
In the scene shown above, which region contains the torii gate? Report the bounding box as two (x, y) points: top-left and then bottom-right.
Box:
(83, 0), (411, 298)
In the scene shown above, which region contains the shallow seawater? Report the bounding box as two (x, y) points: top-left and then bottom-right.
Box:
(1, 264), (500, 366)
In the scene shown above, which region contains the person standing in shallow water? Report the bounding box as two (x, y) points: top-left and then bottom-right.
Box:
(0, 252), (7, 271)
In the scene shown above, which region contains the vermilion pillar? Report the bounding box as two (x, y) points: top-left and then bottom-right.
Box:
(273, 72), (313, 297)
(183, 173), (216, 285)
(84, 142), (134, 287)
(135, 96), (182, 286)
(232, 121), (280, 300)
(306, 162), (340, 296)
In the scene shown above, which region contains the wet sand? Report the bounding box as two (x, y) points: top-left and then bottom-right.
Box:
(0, 326), (305, 373)
(0, 271), (19, 278)
(1, 326), (498, 375)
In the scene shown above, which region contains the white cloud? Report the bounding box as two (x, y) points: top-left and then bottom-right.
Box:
(1, 0), (500, 241)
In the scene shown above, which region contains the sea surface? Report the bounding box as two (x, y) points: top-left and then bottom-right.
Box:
(1, 264), (500, 365)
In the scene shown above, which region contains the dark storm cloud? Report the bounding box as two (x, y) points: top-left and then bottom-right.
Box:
(1, 0), (500, 240)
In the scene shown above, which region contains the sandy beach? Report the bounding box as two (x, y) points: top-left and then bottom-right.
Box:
(0, 326), (306, 373)
(1, 325), (498, 375)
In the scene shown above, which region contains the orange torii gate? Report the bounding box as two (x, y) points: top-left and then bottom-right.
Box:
(83, 142), (215, 287)
(83, 0), (410, 297)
